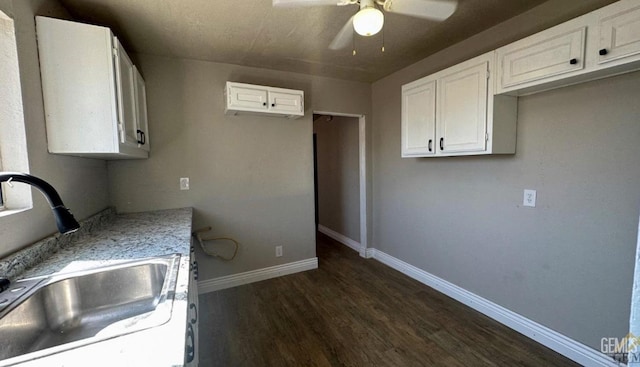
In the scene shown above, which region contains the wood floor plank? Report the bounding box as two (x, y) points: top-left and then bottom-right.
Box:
(198, 233), (581, 366)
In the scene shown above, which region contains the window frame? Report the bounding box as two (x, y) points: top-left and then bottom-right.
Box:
(0, 9), (32, 213)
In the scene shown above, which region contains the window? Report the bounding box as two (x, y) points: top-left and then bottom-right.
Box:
(0, 9), (31, 212)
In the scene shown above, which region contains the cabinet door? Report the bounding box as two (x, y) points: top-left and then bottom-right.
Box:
(401, 80), (436, 157)
(186, 278), (199, 367)
(133, 67), (150, 152)
(114, 38), (138, 148)
(189, 246), (199, 367)
(597, 0), (640, 66)
(268, 90), (304, 115)
(497, 25), (586, 91)
(228, 84), (269, 111)
(437, 62), (488, 153)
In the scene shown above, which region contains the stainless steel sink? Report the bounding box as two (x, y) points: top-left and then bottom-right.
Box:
(0, 254), (181, 365)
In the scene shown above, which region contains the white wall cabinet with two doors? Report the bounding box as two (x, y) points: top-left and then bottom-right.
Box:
(224, 82), (304, 119)
(37, 16), (150, 159)
(496, 0), (640, 95)
(401, 52), (517, 157)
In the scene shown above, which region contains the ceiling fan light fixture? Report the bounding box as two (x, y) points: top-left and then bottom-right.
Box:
(353, 6), (384, 36)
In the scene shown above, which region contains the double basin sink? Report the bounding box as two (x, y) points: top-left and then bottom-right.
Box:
(0, 254), (181, 366)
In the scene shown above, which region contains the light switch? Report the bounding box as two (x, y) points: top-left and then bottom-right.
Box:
(523, 189), (536, 207)
(180, 177), (190, 190)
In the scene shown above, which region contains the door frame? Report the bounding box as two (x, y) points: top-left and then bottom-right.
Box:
(313, 111), (368, 257)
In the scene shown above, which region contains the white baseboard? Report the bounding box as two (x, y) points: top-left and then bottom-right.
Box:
(369, 248), (620, 367)
(198, 257), (318, 294)
(318, 224), (361, 253)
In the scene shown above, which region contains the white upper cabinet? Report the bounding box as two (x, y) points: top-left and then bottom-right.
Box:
(401, 79), (436, 157)
(497, 18), (588, 94)
(497, 0), (640, 95)
(225, 82), (304, 119)
(401, 52), (518, 158)
(36, 17), (149, 159)
(595, 0), (640, 67)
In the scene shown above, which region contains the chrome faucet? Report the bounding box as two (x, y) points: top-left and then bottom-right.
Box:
(0, 172), (80, 234)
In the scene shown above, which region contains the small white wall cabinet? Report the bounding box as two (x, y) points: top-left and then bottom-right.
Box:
(185, 244), (199, 367)
(401, 52), (517, 158)
(224, 82), (304, 119)
(36, 16), (150, 159)
(497, 0), (640, 95)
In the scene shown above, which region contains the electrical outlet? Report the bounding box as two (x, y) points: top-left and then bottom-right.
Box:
(275, 245), (283, 257)
(523, 189), (536, 207)
(180, 177), (190, 190)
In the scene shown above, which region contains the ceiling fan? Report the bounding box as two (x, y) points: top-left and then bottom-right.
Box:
(272, 0), (458, 50)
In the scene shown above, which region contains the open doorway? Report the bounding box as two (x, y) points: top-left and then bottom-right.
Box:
(312, 112), (367, 257)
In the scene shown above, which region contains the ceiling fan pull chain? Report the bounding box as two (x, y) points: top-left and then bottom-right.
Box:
(353, 32), (357, 56)
(381, 25), (385, 52)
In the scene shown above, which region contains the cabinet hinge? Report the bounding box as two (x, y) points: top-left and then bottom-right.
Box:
(487, 68), (490, 80)
(485, 132), (489, 142)
(113, 47), (118, 57)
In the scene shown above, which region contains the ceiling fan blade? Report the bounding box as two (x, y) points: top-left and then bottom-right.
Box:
(273, 0), (343, 7)
(384, 0), (457, 21)
(329, 16), (355, 50)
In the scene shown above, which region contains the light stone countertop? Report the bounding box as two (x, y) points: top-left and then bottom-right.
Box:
(20, 207), (193, 278)
(0, 207), (194, 367)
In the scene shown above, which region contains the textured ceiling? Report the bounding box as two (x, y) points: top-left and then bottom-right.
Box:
(58, 0), (606, 82)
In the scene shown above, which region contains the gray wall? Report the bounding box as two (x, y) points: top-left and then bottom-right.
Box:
(0, 0), (109, 257)
(314, 115), (360, 242)
(371, 1), (639, 350)
(107, 54), (372, 280)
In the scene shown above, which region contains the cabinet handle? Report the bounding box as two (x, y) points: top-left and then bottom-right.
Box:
(262, 102), (267, 106)
(428, 139), (432, 152)
(569, 58), (578, 65)
(136, 130), (146, 145)
(193, 261), (199, 281)
(599, 48), (608, 56)
(439, 137), (444, 151)
(271, 103), (276, 107)
(190, 302), (198, 324)
(185, 323), (195, 363)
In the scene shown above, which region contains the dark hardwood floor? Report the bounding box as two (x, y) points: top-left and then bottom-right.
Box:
(198, 233), (580, 366)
